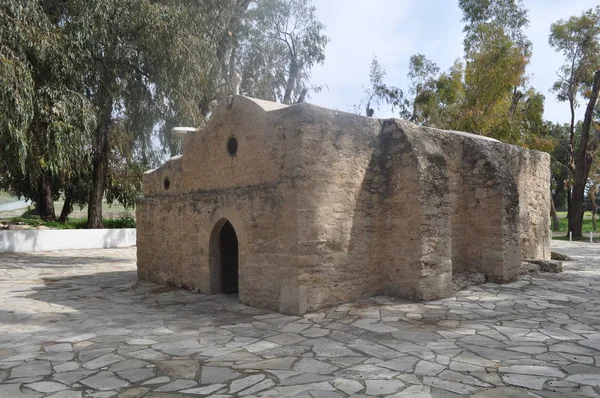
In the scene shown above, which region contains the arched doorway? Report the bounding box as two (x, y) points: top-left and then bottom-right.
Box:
(218, 221), (239, 294)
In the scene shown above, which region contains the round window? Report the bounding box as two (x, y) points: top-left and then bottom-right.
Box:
(227, 136), (238, 156)
(163, 177), (171, 190)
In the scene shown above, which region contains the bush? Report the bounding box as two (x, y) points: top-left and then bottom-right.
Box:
(21, 207), (41, 220)
(70, 219), (88, 229)
(103, 212), (136, 229)
(6, 212), (135, 229)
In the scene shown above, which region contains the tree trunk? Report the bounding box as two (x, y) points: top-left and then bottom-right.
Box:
(296, 88), (308, 103)
(87, 81), (113, 229)
(508, 87), (522, 118)
(565, 94), (576, 229)
(566, 187), (571, 220)
(58, 187), (73, 223)
(569, 183), (585, 238)
(37, 173), (56, 221)
(550, 196), (560, 231)
(87, 132), (109, 229)
(283, 59), (298, 105)
(568, 70), (600, 238)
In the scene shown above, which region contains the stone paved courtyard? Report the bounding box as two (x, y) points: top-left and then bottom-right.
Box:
(0, 242), (599, 398)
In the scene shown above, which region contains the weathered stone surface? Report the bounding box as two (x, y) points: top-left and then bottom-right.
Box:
(332, 378), (363, 395)
(80, 371), (130, 390)
(154, 379), (197, 392)
(452, 272), (487, 292)
(156, 360), (199, 379)
(239, 379), (275, 395)
(136, 95), (551, 315)
(502, 374), (552, 390)
(551, 251), (572, 261)
(200, 367), (240, 384)
(229, 374), (265, 394)
(526, 259), (563, 273)
(364, 379), (404, 395)
(117, 368), (155, 383)
(422, 376), (480, 395)
(24, 381), (67, 393)
(83, 354), (126, 370)
(387, 385), (432, 397)
(0, 383), (43, 398)
(1, 240), (598, 398)
(519, 262), (541, 275)
(180, 384), (224, 395)
(498, 365), (564, 378)
(10, 361), (52, 378)
(234, 357), (296, 370)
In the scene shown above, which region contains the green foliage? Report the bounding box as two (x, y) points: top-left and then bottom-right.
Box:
(0, 0), (95, 215)
(103, 213), (136, 229)
(8, 212), (135, 229)
(247, 0), (329, 104)
(459, 0), (530, 52)
(356, 57), (409, 118)
(549, 6), (600, 237)
(549, 6), (600, 105)
(548, 122), (572, 210)
(2, 0), (329, 227)
(401, 0), (552, 149)
(157, 0), (328, 150)
(555, 212), (597, 233)
(356, 0), (551, 149)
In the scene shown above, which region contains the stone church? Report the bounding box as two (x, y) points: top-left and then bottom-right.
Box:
(136, 96), (551, 315)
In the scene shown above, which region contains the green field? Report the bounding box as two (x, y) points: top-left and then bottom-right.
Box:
(5, 214), (135, 229)
(555, 211), (598, 233)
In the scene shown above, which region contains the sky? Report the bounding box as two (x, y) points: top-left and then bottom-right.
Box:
(308, 0), (599, 124)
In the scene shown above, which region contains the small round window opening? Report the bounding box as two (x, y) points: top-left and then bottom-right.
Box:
(163, 177), (171, 190)
(227, 136), (238, 156)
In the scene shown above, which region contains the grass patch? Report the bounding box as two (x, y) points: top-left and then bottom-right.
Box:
(6, 212), (135, 229)
(552, 235), (592, 241)
(555, 211), (598, 233)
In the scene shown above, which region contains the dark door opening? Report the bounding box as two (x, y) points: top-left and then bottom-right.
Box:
(219, 221), (239, 294)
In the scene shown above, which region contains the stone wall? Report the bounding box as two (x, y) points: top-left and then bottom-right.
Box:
(137, 96), (552, 315)
(292, 105), (382, 311)
(502, 146), (552, 261)
(380, 121), (453, 301)
(137, 97), (302, 313)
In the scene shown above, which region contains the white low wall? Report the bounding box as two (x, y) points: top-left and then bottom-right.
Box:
(0, 228), (136, 252)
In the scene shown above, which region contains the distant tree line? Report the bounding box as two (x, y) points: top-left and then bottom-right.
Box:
(0, 0), (328, 227)
(357, 1), (600, 239)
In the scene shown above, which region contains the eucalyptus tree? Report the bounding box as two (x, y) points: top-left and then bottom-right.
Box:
(407, 54), (440, 122)
(459, 0), (529, 52)
(456, 0), (548, 145)
(360, 0), (546, 147)
(158, 0), (329, 155)
(550, 6), (600, 237)
(0, 0), (95, 220)
(244, 0), (328, 104)
(402, 0), (548, 147)
(45, 0), (202, 227)
(2, 0), (329, 227)
(153, 0), (252, 158)
(355, 57), (408, 118)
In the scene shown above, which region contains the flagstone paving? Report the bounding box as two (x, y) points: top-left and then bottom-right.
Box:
(0, 241), (599, 397)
